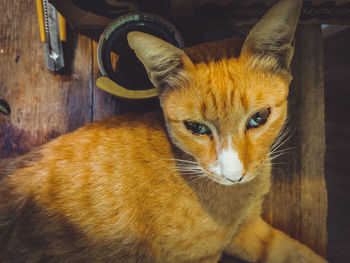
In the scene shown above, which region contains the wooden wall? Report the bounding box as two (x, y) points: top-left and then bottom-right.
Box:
(0, 0), (120, 159)
(323, 25), (350, 263)
(262, 25), (327, 257)
(0, 0), (328, 262)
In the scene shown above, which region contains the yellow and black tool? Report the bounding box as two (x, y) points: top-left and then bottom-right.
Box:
(35, 0), (66, 72)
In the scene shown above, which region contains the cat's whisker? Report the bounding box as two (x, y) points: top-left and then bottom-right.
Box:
(175, 164), (202, 169)
(208, 176), (218, 186)
(266, 127), (295, 170)
(263, 158), (288, 165)
(175, 163), (205, 170)
(270, 145), (295, 156)
(189, 174), (207, 183)
(185, 172), (210, 183)
(178, 172), (205, 176)
(271, 138), (290, 155)
(177, 166), (215, 184)
(175, 164), (205, 171)
(178, 171), (204, 175)
(269, 148), (295, 161)
(269, 151), (293, 161)
(270, 147), (296, 155)
(168, 162), (208, 177)
(169, 167), (197, 173)
(176, 169), (202, 172)
(270, 128), (294, 154)
(162, 158), (198, 165)
(175, 166), (203, 171)
(269, 162), (288, 166)
(271, 126), (291, 147)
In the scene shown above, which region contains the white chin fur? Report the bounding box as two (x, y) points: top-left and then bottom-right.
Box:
(218, 178), (237, 186)
(215, 173), (253, 186)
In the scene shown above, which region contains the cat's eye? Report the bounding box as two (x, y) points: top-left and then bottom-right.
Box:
(184, 121), (212, 136)
(247, 108), (271, 130)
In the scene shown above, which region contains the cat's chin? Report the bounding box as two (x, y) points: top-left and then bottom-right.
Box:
(217, 178), (240, 186)
(203, 170), (254, 186)
(218, 176), (252, 186)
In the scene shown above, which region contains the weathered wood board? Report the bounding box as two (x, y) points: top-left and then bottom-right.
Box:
(50, 0), (350, 29)
(0, 0), (93, 158)
(262, 25), (327, 257)
(323, 25), (350, 263)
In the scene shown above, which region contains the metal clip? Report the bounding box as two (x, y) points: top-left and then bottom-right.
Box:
(36, 0), (66, 72)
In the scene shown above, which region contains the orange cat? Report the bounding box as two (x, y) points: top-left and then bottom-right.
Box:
(0, 0), (327, 262)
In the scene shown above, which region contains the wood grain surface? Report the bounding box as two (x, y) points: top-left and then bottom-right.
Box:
(323, 25), (350, 263)
(263, 25), (327, 258)
(0, 0), (92, 158)
(0, 1), (327, 262)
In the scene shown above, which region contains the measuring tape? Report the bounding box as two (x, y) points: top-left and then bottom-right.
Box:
(96, 12), (184, 100)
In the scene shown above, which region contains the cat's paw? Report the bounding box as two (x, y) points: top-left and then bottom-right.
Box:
(296, 249), (328, 263)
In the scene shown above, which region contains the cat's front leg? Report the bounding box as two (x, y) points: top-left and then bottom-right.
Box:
(191, 253), (223, 263)
(224, 218), (327, 263)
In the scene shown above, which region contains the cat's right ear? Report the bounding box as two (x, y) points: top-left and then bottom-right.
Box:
(127, 32), (195, 99)
(240, 0), (302, 72)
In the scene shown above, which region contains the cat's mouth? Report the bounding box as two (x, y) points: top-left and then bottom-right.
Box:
(204, 169), (246, 186)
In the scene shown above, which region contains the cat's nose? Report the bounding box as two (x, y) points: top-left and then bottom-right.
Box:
(209, 145), (244, 183)
(218, 147), (244, 182)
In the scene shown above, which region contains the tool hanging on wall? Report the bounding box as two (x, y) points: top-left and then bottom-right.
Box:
(35, 0), (67, 72)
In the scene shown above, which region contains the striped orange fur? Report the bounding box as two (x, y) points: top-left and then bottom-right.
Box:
(0, 0), (327, 262)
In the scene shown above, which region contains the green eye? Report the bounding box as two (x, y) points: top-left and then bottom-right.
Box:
(247, 108), (271, 130)
(184, 121), (212, 136)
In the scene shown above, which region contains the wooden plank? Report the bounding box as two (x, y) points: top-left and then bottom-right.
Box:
(0, 0), (92, 158)
(50, 0), (350, 29)
(323, 25), (350, 263)
(170, 0), (350, 26)
(296, 25), (327, 257)
(263, 25), (327, 258)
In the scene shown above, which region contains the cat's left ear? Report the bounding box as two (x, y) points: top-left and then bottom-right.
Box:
(241, 0), (302, 72)
(127, 31), (195, 98)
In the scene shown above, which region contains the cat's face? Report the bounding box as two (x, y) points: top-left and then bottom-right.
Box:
(161, 58), (289, 185)
(128, 0), (301, 185)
